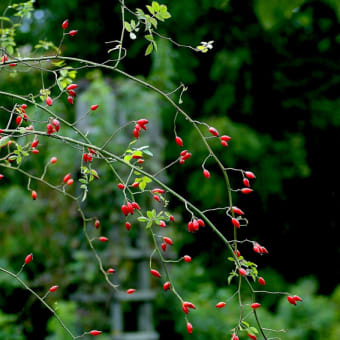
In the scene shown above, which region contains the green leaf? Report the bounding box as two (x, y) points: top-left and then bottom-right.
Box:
(0, 136), (10, 148)
(137, 217), (148, 222)
(152, 1), (160, 11)
(0, 16), (11, 22)
(161, 11), (171, 19)
(227, 272), (236, 285)
(145, 34), (154, 42)
(159, 4), (168, 12)
(146, 221), (153, 229)
(124, 155), (132, 163)
(241, 321), (250, 328)
(150, 18), (158, 28)
(227, 257), (235, 262)
(145, 43), (153, 55)
(155, 13), (165, 21)
(249, 327), (258, 334)
(147, 210), (154, 219)
(146, 5), (154, 15)
(124, 21), (132, 32)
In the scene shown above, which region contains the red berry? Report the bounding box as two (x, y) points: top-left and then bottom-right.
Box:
(49, 285), (59, 292)
(89, 330), (102, 336)
(67, 96), (74, 104)
(243, 178), (250, 187)
(107, 268), (115, 274)
(208, 126), (219, 136)
(221, 140), (228, 147)
(186, 322), (193, 334)
(66, 178), (74, 186)
(241, 188), (253, 194)
(234, 250), (241, 257)
(231, 218), (240, 228)
(16, 116), (22, 125)
(32, 148), (39, 154)
(137, 119), (148, 128)
(31, 140), (39, 148)
(131, 202), (140, 210)
(50, 157), (57, 164)
(258, 277), (266, 286)
(94, 219), (100, 229)
(153, 195), (161, 202)
(21, 104), (27, 109)
(159, 220), (166, 228)
(181, 152), (192, 160)
(150, 269), (161, 278)
(126, 202), (134, 214)
(24, 253), (33, 264)
(31, 190), (37, 200)
(161, 243), (167, 251)
(203, 169), (210, 178)
(231, 206), (244, 215)
(175, 136), (183, 147)
(68, 89), (76, 97)
(197, 219), (205, 227)
(137, 159), (144, 164)
(63, 173), (71, 183)
(66, 84), (78, 91)
(220, 135), (231, 141)
(133, 129), (139, 138)
(216, 302), (226, 309)
(287, 295), (296, 305)
(183, 301), (196, 310)
(152, 188), (165, 194)
(126, 288), (135, 294)
(245, 171), (256, 179)
(132, 182), (139, 188)
(169, 215), (175, 222)
(125, 222), (131, 231)
(293, 295), (303, 302)
(121, 205), (129, 216)
(68, 30), (78, 37)
(62, 19), (69, 30)
(163, 237), (173, 245)
(251, 302), (261, 309)
(163, 281), (171, 290)
(239, 268), (247, 276)
(184, 255), (192, 263)
(232, 334), (239, 340)
(99, 236), (109, 242)
(0, 174), (4, 180)
(1, 54), (8, 63)
(9, 63), (17, 67)
(117, 183), (125, 190)
(248, 334), (257, 340)
(46, 96), (53, 106)
(52, 119), (60, 131)
(46, 123), (54, 134)
(91, 104), (99, 111)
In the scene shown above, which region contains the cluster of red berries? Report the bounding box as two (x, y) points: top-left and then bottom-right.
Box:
(63, 173), (74, 186)
(187, 218), (205, 232)
(253, 243), (268, 254)
(61, 19), (77, 37)
(83, 148), (97, 163)
(46, 119), (60, 135)
(121, 202), (140, 216)
(133, 119), (148, 138)
(15, 104), (29, 126)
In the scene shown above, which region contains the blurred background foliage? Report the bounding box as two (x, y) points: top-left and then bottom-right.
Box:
(0, 0), (340, 339)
